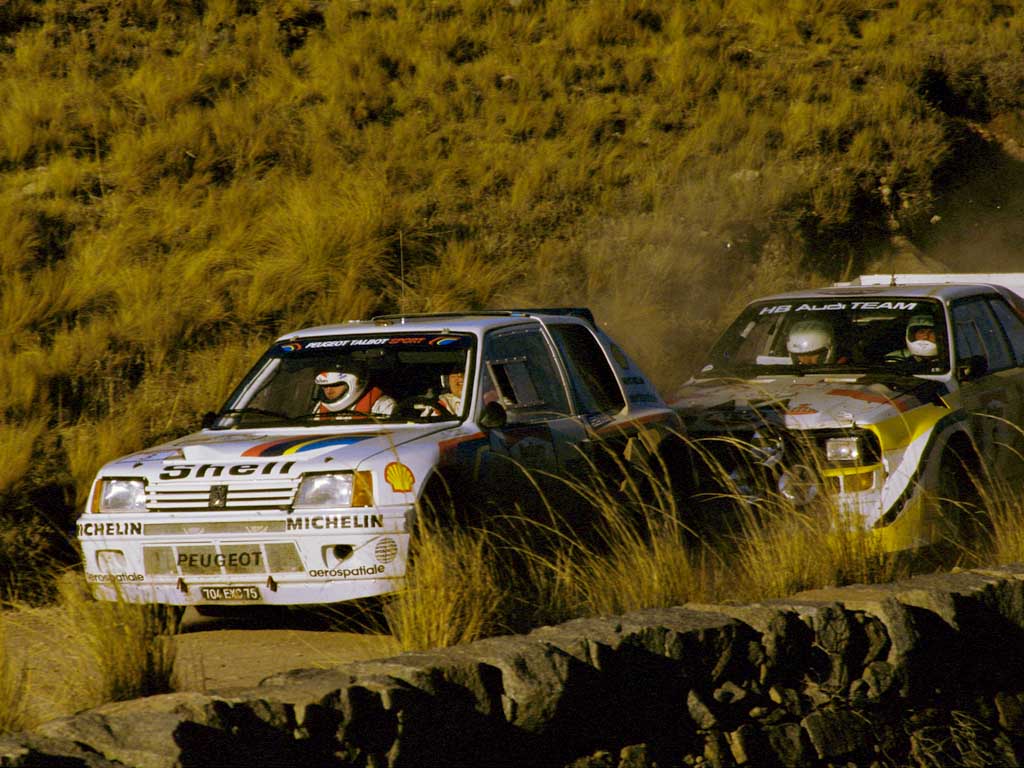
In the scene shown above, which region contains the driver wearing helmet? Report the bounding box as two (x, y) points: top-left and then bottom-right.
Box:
(313, 365), (396, 417)
(787, 319), (837, 366)
(438, 364), (466, 415)
(886, 314), (940, 363)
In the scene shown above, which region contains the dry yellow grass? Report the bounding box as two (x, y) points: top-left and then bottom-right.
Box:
(0, 619), (29, 733)
(4, 1), (1022, 555)
(0, 572), (178, 730)
(383, 521), (507, 652)
(726, 496), (905, 601)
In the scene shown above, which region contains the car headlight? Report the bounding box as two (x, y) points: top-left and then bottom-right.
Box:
(92, 479), (147, 514)
(294, 472), (374, 509)
(825, 437), (861, 462)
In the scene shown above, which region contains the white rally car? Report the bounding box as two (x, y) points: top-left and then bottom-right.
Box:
(674, 274), (1024, 551)
(78, 309), (680, 606)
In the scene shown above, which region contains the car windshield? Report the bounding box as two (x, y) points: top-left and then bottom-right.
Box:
(210, 332), (476, 428)
(701, 297), (950, 377)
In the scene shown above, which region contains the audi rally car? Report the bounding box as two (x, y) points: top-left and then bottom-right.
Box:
(673, 274), (1024, 551)
(78, 309), (680, 606)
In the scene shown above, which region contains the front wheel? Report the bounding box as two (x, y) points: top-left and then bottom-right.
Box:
(936, 446), (983, 549)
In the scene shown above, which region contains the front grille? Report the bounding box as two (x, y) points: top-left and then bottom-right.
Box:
(147, 480), (296, 512)
(143, 542), (304, 575)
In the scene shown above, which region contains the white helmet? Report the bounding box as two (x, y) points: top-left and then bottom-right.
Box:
(787, 320), (833, 364)
(906, 315), (938, 359)
(315, 368), (366, 412)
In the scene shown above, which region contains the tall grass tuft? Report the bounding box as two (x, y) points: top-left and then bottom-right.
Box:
(50, 573), (178, 707)
(535, 444), (717, 617)
(0, 619), (29, 734)
(0, 418), (46, 495)
(727, 496), (902, 601)
(383, 519), (506, 652)
(976, 472), (1024, 569)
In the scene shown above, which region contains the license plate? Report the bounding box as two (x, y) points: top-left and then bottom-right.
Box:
(199, 586), (261, 601)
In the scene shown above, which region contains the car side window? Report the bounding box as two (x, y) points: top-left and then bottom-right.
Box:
(952, 298), (1014, 373)
(546, 323), (626, 415)
(988, 298), (1024, 366)
(482, 327), (571, 423)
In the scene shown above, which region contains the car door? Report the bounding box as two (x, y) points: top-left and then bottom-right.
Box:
(544, 322), (630, 478)
(984, 295), (1024, 479)
(473, 324), (585, 508)
(951, 296), (1024, 481)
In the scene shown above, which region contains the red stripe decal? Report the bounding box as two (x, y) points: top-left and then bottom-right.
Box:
(826, 389), (909, 413)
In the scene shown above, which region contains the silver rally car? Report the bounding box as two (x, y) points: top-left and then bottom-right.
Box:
(673, 274), (1024, 551)
(78, 309), (679, 607)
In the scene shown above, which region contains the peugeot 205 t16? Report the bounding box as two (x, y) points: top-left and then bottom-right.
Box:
(78, 309), (680, 607)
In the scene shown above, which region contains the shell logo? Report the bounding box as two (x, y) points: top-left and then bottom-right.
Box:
(384, 462), (415, 492)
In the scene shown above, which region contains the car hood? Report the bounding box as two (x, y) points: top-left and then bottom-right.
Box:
(673, 373), (949, 433)
(104, 424), (451, 474)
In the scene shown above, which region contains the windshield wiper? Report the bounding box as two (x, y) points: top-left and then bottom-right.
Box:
(292, 411), (389, 424)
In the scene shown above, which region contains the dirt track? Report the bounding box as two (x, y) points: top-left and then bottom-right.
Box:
(171, 607), (400, 692)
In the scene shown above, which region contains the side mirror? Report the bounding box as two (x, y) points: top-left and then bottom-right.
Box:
(201, 411), (218, 428)
(956, 354), (989, 381)
(478, 401), (507, 430)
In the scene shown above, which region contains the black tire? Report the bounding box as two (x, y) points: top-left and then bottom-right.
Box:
(936, 444), (983, 548)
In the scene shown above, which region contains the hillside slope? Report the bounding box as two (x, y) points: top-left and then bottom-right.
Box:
(2, 0), (1024, 588)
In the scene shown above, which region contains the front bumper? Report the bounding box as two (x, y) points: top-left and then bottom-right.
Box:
(78, 505), (411, 606)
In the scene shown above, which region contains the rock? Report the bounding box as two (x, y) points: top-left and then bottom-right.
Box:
(768, 686), (802, 717)
(800, 709), (869, 760)
(0, 733), (124, 767)
(566, 750), (616, 768)
(811, 604), (858, 693)
(861, 661), (897, 701)
(726, 723), (766, 764)
(763, 722), (813, 767)
(995, 691), (1024, 735)
(618, 743), (651, 768)
(858, 615), (891, 666)
(702, 731), (736, 768)
(713, 682), (747, 705)
(35, 693), (228, 768)
(688, 690), (718, 730)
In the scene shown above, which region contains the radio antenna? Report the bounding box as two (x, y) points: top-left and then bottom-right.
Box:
(399, 230), (406, 315)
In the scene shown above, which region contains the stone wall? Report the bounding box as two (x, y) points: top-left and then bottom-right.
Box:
(7, 566), (1024, 767)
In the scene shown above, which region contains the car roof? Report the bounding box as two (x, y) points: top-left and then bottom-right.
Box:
(277, 308), (595, 341)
